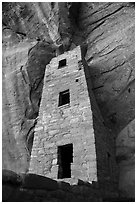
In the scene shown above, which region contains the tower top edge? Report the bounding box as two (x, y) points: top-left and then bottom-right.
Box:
(50, 45), (82, 63)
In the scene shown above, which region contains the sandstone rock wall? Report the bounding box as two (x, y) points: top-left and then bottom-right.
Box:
(116, 119), (135, 198)
(2, 2), (135, 198)
(2, 2), (57, 172)
(77, 4), (135, 197)
(2, 32), (36, 172)
(79, 2), (135, 134)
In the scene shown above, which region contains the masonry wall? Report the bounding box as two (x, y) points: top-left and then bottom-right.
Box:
(29, 46), (97, 184)
(29, 46), (117, 186)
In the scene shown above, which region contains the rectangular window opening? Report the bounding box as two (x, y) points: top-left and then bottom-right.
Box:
(57, 143), (73, 179)
(58, 59), (66, 69)
(58, 89), (70, 106)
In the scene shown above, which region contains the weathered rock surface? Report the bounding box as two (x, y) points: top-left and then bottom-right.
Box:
(2, 3), (59, 172)
(2, 2), (74, 173)
(2, 170), (118, 202)
(2, 29), (35, 172)
(116, 119), (135, 198)
(79, 2), (135, 134)
(2, 169), (22, 185)
(78, 3), (135, 198)
(2, 2), (135, 198)
(25, 41), (56, 119)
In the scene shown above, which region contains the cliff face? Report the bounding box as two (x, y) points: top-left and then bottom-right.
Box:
(116, 119), (135, 198)
(2, 2), (135, 197)
(79, 2), (135, 133)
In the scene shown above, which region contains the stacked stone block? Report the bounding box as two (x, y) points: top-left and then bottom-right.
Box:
(29, 46), (117, 186)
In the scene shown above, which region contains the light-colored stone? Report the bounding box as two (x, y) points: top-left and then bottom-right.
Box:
(29, 46), (117, 186)
(35, 126), (44, 131)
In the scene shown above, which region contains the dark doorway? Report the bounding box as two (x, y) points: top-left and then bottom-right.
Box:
(57, 143), (73, 179)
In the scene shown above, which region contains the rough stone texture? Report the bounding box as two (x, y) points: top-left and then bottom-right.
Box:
(79, 2), (135, 134)
(2, 30), (36, 172)
(2, 2), (135, 198)
(3, 181), (103, 202)
(3, 171), (119, 202)
(25, 41), (56, 119)
(29, 46), (117, 187)
(29, 47), (96, 183)
(2, 3), (57, 172)
(77, 3), (135, 198)
(2, 2), (72, 48)
(116, 119), (135, 198)
(2, 2), (73, 173)
(2, 38), (56, 173)
(2, 169), (22, 185)
(22, 173), (58, 190)
(2, 2), (51, 41)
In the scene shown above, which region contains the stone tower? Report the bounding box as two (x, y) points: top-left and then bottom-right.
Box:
(29, 46), (117, 185)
